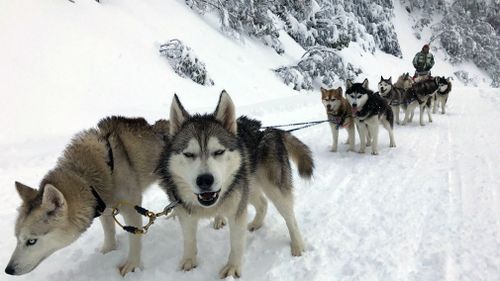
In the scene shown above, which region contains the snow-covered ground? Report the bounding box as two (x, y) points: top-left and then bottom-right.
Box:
(1, 1), (499, 280)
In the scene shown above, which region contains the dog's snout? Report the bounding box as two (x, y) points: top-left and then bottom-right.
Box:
(352, 103), (357, 107)
(196, 174), (214, 190)
(5, 265), (15, 275)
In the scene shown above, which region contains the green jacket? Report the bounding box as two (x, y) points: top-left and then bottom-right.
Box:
(413, 52), (435, 71)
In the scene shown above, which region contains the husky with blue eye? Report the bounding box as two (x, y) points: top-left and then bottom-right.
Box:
(158, 90), (314, 279)
(5, 117), (169, 276)
(346, 79), (396, 155)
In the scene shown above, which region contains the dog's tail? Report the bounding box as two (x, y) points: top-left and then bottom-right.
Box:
(283, 133), (314, 179)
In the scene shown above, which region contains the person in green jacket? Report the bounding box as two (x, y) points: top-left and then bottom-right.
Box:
(413, 44), (435, 79)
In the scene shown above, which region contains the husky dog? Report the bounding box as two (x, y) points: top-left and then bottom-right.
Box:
(378, 76), (403, 125)
(158, 91), (313, 278)
(321, 87), (355, 152)
(5, 117), (169, 276)
(394, 72), (413, 91)
(401, 77), (441, 126)
(433, 76), (452, 114)
(346, 79), (396, 155)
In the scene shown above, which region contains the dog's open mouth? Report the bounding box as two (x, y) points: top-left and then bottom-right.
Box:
(352, 106), (358, 114)
(196, 190), (220, 206)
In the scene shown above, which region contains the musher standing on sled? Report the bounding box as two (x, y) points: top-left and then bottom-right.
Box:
(412, 44), (435, 80)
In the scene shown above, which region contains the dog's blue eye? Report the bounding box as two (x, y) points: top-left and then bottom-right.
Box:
(213, 149), (225, 156)
(183, 152), (195, 158)
(26, 239), (37, 246)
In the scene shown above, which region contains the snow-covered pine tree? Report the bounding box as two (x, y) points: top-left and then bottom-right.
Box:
(159, 39), (214, 86)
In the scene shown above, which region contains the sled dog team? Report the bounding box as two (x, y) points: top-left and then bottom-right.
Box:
(322, 74), (452, 155)
(5, 91), (314, 279)
(5, 75), (452, 278)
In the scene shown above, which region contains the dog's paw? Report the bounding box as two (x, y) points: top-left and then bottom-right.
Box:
(358, 149), (365, 154)
(329, 147), (337, 152)
(219, 263), (241, 279)
(291, 241), (305, 256)
(179, 257), (198, 271)
(420, 123), (426, 126)
(248, 221), (263, 232)
(348, 147), (355, 152)
(100, 241), (117, 254)
(371, 151), (379, 155)
(213, 217), (227, 230)
(118, 259), (142, 276)
(390, 143), (396, 148)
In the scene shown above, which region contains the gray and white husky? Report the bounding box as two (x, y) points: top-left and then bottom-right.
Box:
(158, 91), (313, 278)
(346, 79), (396, 155)
(378, 76), (403, 125)
(401, 77), (442, 126)
(5, 117), (169, 276)
(433, 76), (452, 114)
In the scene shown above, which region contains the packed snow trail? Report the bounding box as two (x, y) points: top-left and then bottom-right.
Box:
(2, 87), (500, 281)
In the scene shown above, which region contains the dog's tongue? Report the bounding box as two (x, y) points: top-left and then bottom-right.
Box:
(352, 107), (358, 114)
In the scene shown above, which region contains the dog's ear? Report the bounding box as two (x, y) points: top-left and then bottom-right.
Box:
(15, 181), (37, 202)
(380, 76), (384, 81)
(320, 87), (327, 94)
(346, 79), (353, 89)
(336, 87), (343, 95)
(169, 94), (190, 136)
(214, 90), (237, 134)
(388, 77), (392, 84)
(41, 184), (66, 215)
(362, 78), (369, 89)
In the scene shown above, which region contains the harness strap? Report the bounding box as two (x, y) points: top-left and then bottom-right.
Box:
(105, 134), (114, 172)
(90, 186), (107, 218)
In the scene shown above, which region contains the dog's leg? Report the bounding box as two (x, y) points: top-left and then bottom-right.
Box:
(265, 187), (305, 256)
(178, 214), (199, 271)
(442, 97), (447, 114)
(367, 119), (379, 155)
(409, 108), (415, 122)
(119, 204), (143, 276)
(213, 215), (227, 230)
(433, 97), (438, 114)
(392, 106), (400, 125)
(402, 105), (411, 125)
(220, 210), (247, 279)
(248, 189), (268, 231)
(330, 123), (339, 152)
(382, 119), (396, 148)
(366, 127), (372, 147)
(100, 212), (117, 254)
(419, 103), (426, 126)
(427, 102), (433, 123)
(347, 123), (355, 152)
(356, 121), (366, 153)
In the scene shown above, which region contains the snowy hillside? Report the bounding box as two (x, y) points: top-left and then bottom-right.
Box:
(1, 1), (499, 281)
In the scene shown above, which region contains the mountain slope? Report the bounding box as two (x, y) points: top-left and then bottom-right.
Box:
(1, 1), (499, 281)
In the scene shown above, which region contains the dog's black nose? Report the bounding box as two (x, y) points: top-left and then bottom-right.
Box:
(196, 174), (214, 190)
(5, 265), (15, 275)
(352, 103), (357, 107)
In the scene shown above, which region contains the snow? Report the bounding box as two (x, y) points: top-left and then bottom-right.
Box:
(1, 1), (499, 281)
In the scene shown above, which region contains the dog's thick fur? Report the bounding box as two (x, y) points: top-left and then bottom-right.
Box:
(401, 77), (441, 126)
(158, 91), (313, 278)
(433, 77), (452, 114)
(346, 79), (396, 155)
(321, 87), (355, 152)
(5, 117), (169, 276)
(378, 76), (403, 125)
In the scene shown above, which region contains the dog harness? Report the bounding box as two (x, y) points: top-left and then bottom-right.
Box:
(91, 186), (107, 218)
